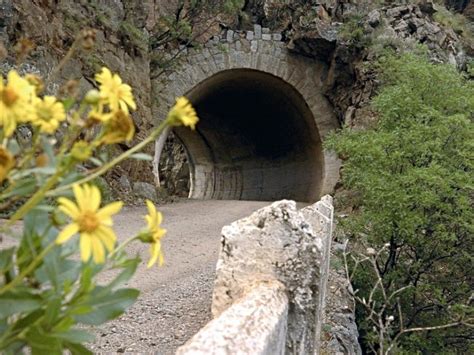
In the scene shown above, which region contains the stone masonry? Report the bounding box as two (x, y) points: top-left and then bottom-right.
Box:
(152, 24), (341, 202)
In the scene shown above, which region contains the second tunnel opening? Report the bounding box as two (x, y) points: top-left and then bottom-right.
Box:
(172, 69), (324, 202)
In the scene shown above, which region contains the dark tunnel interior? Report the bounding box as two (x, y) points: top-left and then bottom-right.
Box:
(174, 69), (324, 202)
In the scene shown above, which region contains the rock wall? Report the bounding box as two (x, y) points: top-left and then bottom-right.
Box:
(178, 196), (361, 354)
(1, 0), (471, 200)
(0, 0), (158, 196)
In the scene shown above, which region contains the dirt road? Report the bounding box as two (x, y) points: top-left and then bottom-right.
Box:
(90, 200), (270, 354)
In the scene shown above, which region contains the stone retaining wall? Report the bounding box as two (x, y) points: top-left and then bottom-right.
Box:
(177, 196), (360, 354)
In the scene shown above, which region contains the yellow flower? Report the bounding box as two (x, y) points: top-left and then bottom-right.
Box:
(0, 146), (15, 183)
(142, 200), (166, 267)
(100, 110), (135, 145)
(56, 184), (123, 264)
(167, 97), (198, 130)
(95, 67), (136, 113)
(33, 96), (66, 134)
(0, 70), (36, 137)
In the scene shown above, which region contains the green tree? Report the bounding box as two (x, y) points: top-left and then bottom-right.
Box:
(326, 52), (474, 353)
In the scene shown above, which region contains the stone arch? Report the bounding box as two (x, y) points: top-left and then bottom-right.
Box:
(153, 29), (340, 202)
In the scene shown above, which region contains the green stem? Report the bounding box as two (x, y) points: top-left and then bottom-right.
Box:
(109, 235), (139, 260)
(48, 119), (170, 196)
(0, 242), (55, 295)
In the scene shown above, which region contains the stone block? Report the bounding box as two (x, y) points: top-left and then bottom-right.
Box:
(272, 33), (282, 41)
(254, 24), (262, 39)
(250, 40), (258, 52)
(226, 30), (234, 42)
(212, 200), (324, 353)
(177, 282), (288, 355)
(246, 31), (254, 40)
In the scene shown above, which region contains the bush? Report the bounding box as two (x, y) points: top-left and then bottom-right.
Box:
(326, 52), (474, 353)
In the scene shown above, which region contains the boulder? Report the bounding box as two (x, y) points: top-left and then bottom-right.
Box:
(133, 181), (158, 202)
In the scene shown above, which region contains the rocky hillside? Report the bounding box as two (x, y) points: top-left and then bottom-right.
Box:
(0, 0), (472, 200)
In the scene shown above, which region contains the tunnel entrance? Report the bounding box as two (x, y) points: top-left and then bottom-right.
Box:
(171, 69), (324, 202)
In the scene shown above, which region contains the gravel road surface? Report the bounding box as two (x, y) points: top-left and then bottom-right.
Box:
(89, 200), (270, 354)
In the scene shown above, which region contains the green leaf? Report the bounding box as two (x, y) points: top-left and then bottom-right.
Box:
(55, 328), (95, 344)
(74, 288), (139, 325)
(0, 291), (42, 317)
(43, 298), (61, 327)
(26, 325), (62, 355)
(64, 341), (93, 355)
(0, 247), (15, 274)
(11, 309), (44, 332)
(24, 208), (51, 238)
(12, 167), (56, 179)
(36, 247), (80, 291)
(1, 177), (37, 199)
(130, 153), (153, 161)
(106, 257), (140, 290)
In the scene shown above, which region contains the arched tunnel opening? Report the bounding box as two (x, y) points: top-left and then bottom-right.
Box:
(160, 68), (325, 202)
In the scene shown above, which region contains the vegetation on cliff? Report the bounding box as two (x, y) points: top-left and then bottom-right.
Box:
(326, 51), (473, 353)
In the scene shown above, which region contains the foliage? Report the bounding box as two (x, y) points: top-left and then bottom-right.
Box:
(338, 15), (370, 48)
(434, 4), (474, 40)
(0, 32), (198, 353)
(326, 52), (474, 353)
(118, 21), (149, 52)
(150, 0), (244, 77)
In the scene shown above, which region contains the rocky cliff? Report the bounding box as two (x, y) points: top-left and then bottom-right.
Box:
(1, 0), (472, 200)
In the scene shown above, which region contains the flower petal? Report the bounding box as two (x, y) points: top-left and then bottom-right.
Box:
(96, 226), (116, 252)
(89, 184), (101, 211)
(147, 243), (159, 268)
(80, 233), (92, 262)
(56, 223), (79, 244)
(97, 201), (123, 220)
(58, 197), (80, 219)
(73, 184), (87, 211)
(146, 199), (156, 216)
(91, 236), (105, 264)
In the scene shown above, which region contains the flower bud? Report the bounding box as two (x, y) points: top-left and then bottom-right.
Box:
(84, 89), (101, 105)
(137, 230), (154, 244)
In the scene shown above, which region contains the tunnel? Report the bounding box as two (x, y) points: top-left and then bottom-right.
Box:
(171, 69), (325, 202)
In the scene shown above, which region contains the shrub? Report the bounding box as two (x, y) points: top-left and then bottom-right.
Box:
(326, 52), (474, 352)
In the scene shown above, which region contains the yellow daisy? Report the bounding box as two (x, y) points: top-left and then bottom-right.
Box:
(143, 200), (166, 267)
(33, 96), (66, 134)
(95, 67), (136, 113)
(56, 184), (123, 264)
(167, 97), (198, 130)
(0, 70), (36, 137)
